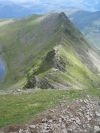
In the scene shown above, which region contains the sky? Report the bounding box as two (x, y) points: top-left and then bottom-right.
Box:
(0, 0), (39, 3)
(11, 0), (100, 3)
(0, 0), (100, 11)
(0, 0), (99, 5)
(0, 0), (98, 3)
(11, 0), (39, 2)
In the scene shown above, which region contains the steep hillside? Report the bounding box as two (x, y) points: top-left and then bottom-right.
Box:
(68, 11), (100, 48)
(0, 12), (100, 90)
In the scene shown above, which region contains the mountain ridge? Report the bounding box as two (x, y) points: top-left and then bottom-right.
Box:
(23, 12), (100, 89)
(0, 12), (100, 90)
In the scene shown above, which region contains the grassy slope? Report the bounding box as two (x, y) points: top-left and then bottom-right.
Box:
(0, 13), (100, 128)
(57, 44), (99, 89)
(29, 13), (100, 89)
(0, 14), (63, 89)
(0, 13), (100, 90)
(0, 88), (100, 128)
(0, 14), (64, 89)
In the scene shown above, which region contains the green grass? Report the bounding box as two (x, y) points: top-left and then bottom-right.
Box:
(0, 19), (14, 27)
(0, 13), (100, 91)
(0, 88), (100, 128)
(0, 14), (63, 89)
(59, 43), (100, 88)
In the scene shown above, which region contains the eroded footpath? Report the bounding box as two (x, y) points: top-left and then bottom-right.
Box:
(1, 95), (100, 133)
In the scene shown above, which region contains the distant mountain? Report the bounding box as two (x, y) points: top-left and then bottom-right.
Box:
(0, 0), (100, 18)
(0, 12), (100, 90)
(0, 3), (56, 18)
(27, 0), (100, 11)
(0, 4), (32, 18)
(68, 11), (100, 48)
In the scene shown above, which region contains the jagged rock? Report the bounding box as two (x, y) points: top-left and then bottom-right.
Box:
(25, 75), (54, 89)
(45, 49), (67, 72)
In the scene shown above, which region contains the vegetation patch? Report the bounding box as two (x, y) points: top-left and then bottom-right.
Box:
(0, 88), (100, 128)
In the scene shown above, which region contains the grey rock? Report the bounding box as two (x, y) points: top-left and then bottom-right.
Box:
(67, 128), (73, 132)
(98, 102), (100, 106)
(96, 112), (100, 117)
(62, 129), (68, 133)
(59, 118), (62, 123)
(29, 125), (36, 129)
(94, 126), (100, 133)
(19, 129), (23, 133)
(62, 124), (66, 129)
(24, 129), (30, 133)
(52, 116), (58, 121)
(41, 118), (48, 123)
(48, 119), (53, 123)
(98, 122), (100, 126)
(84, 99), (89, 104)
(49, 109), (55, 112)
(10, 132), (18, 133)
(17, 89), (21, 92)
(75, 117), (81, 125)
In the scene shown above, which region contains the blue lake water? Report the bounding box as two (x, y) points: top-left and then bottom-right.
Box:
(0, 60), (5, 82)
